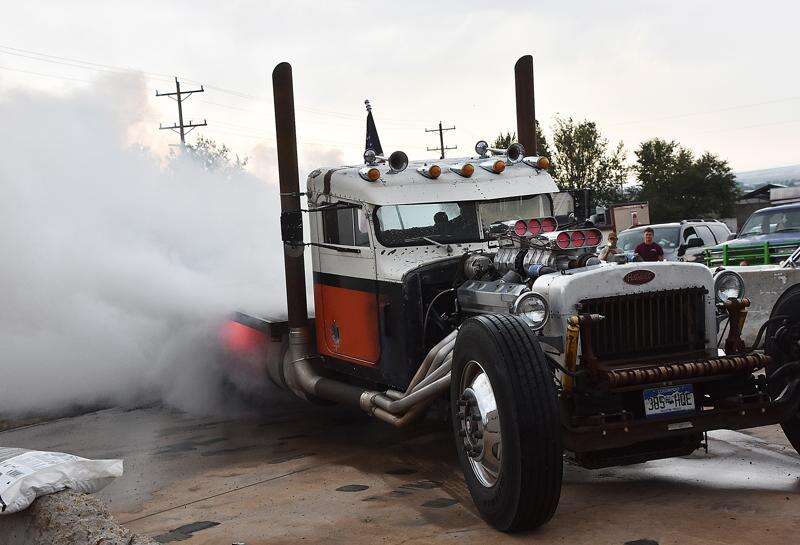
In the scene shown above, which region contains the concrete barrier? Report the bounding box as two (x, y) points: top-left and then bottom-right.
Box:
(0, 491), (157, 545)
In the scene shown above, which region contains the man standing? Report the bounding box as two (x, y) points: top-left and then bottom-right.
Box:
(599, 231), (621, 261)
(635, 227), (664, 262)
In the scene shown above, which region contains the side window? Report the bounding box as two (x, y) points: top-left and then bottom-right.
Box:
(695, 225), (716, 246)
(682, 227), (698, 243)
(709, 224), (730, 243)
(322, 203), (370, 247)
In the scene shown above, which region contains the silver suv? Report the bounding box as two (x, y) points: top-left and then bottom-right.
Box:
(616, 220), (732, 262)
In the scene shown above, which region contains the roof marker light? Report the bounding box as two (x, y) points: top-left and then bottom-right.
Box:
(450, 162), (475, 177)
(417, 164), (442, 179)
(522, 156), (550, 169)
(359, 167), (381, 182)
(480, 159), (505, 174)
(514, 220), (528, 236)
(528, 218), (542, 235)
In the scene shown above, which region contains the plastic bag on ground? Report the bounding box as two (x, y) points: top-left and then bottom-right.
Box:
(0, 447), (123, 514)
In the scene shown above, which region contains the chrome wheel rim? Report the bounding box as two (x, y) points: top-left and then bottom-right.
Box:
(457, 360), (502, 487)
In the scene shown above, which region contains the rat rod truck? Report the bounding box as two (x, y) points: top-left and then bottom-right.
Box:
(220, 57), (800, 532)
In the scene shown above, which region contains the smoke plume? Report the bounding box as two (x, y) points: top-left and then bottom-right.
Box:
(0, 74), (316, 416)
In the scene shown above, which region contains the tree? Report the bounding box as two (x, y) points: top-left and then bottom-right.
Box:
(492, 122), (556, 178)
(171, 135), (249, 176)
(492, 121), (553, 160)
(550, 116), (628, 206)
(633, 138), (739, 223)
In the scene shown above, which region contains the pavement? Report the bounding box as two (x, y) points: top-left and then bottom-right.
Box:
(2, 390), (799, 545)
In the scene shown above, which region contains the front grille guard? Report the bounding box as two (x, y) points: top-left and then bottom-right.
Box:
(578, 287), (708, 365)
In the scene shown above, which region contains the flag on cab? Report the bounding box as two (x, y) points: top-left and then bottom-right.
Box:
(364, 100), (383, 157)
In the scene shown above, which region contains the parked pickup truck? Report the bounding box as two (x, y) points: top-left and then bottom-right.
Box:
(706, 202), (800, 266)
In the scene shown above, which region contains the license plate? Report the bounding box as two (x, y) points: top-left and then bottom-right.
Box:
(643, 384), (695, 418)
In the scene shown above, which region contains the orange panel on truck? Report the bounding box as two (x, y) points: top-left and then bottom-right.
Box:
(314, 283), (381, 366)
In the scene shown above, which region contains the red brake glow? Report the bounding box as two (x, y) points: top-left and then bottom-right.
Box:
(514, 220), (528, 236)
(585, 229), (602, 246)
(571, 230), (586, 247)
(528, 218), (542, 235)
(556, 232), (571, 249)
(219, 321), (267, 356)
(540, 217), (557, 232)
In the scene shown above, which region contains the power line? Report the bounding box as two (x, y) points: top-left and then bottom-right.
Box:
(156, 78), (207, 145)
(425, 121), (456, 159)
(0, 64), (92, 84)
(0, 42), (434, 126)
(610, 95), (800, 127)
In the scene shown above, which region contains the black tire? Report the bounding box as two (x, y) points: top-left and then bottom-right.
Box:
(767, 285), (800, 453)
(450, 314), (562, 532)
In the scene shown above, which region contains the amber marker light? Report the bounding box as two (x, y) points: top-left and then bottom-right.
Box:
(523, 155), (551, 170)
(359, 167), (381, 182)
(451, 162), (475, 177)
(480, 159), (505, 174)
(417, 165), (441, 179)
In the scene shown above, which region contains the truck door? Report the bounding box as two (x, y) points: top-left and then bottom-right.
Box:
(312, 201), (381, 366)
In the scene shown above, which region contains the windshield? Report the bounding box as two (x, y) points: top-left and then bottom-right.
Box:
(617, 226), (681, 252)
(739, 208), (800, 238)
(374, 194), (552, 247)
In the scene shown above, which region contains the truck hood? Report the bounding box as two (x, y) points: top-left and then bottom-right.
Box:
(532, 261), (714, 319)
(721, 232), (800, 247)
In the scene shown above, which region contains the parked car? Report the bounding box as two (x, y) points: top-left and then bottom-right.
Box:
(706, 202), (800, 266)
(615, 220), (731, 262)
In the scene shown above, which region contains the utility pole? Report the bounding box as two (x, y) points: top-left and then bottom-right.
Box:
(156, 77), (207, 145)
(425, 121), (456, 159)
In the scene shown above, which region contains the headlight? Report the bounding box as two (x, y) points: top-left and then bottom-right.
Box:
(512, 292), (549, 331)
(713, 270), (745, 303)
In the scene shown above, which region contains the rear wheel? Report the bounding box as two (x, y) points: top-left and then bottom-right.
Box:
(766, 285), (800, 453)
(450, 314), (562, 532)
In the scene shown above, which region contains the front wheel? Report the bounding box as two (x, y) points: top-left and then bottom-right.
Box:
(766, 285), (800, 453)
(450, 314), (563, 532)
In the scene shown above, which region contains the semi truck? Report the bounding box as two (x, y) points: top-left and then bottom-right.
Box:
(221, 56), (800, 531)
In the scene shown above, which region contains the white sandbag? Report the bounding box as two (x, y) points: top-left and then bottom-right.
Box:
(0, 447), (123, 514)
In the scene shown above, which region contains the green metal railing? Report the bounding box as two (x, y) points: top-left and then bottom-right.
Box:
(705, 241), (800, 267)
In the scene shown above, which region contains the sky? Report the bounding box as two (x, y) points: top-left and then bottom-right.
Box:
(1, 0), (799, 174)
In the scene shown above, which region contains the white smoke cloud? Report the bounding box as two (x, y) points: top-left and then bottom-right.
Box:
(0, 74), (310, 416)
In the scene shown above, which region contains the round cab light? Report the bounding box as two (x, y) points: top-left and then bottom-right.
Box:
(540, 217), (557, 232)
(479, 159), (506, 174)
(537, 156), (550, 169)
(359, 167), (381, 182)
(556, 232), (571, 249)
(585, 229), (602, 246)
(462, 163), (475, 177)
(417, 164), (442, 179)
(571, 230), (586, 247)
(528, 218), (542, 235)
(514, 220), (528, 236)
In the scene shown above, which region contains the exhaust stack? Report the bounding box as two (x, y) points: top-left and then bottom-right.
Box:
(273, 62), (309, 330)
(514, 55), (537, 156)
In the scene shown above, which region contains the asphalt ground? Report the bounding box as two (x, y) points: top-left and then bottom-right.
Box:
(1, 393), (799, 545)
